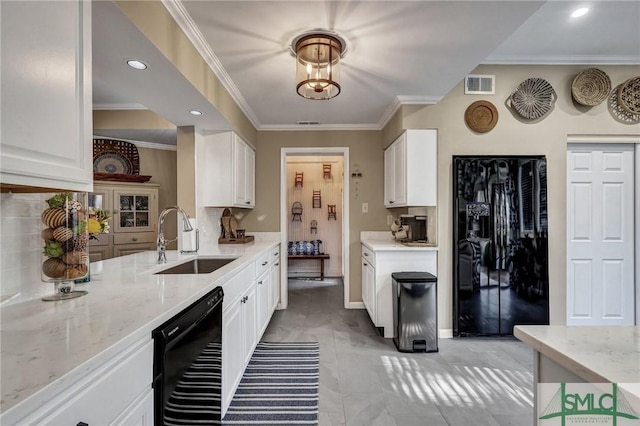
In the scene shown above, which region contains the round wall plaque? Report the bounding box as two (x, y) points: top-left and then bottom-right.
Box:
(464, 100), (499, 133)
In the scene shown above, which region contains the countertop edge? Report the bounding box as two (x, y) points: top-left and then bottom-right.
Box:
(361, 239), (439, 251)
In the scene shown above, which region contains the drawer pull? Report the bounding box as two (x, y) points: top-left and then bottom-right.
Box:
(389, 201), (394, 204)
(273, 252), (278, 256)
(258, 281), (263, 285)
(364, 252), (369, 256)
(77, 422), (89, 426)
(262, 261), (268, 266)
(132, 237), (138, 242)
(363, 263), (367, 266)
(246, 201), (251, 204)
(275, 263), (279, 266)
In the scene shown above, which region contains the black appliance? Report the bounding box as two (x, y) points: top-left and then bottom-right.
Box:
(153, 286), (223, 425)
(453, 156), (549, 336)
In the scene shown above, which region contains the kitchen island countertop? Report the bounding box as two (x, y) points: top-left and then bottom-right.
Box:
(0, 238), (279, 421)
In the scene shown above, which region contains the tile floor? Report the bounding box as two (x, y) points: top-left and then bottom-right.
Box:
(262, 278), (535, 426)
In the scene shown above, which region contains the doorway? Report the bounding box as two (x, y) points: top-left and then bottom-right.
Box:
(279, 147), (350, 310)
(566, 141), (638, 325)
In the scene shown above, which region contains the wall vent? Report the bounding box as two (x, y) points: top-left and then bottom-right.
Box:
(465, 74), (495, 95)
(297, 121), (321, 125)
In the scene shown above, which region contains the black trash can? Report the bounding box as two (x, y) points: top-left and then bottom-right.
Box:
(392, 272), (438, 353)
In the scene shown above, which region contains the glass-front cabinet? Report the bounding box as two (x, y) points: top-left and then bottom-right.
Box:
(113, 189), (156, 233)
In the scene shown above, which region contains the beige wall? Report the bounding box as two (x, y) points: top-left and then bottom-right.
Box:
(242, 131), (385, 302)
(93, 110), (175, 129)
(390, 64), (640, 331)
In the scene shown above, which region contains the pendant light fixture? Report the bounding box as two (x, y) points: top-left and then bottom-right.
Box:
(293, 32), (345, 100)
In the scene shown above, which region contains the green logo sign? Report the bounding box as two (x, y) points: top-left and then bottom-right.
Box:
(540, 383), (639, 425)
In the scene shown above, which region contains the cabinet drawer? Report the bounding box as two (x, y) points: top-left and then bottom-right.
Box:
(222, 263), (256, 310)
(270, 245), (280, 265)
(28, 339), (153, 425)
(114, 232), (155, 245)
(255, 252), (270, 277)
(362, 245), (375, 265)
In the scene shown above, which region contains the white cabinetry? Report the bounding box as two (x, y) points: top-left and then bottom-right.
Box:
(201, 131), (255, 208)
(222, 243), (280, 417)
(0, 0), (93, 192)
(361, 243), (437, 338)
(384, 129), (437, 208)
(269, 247), (281, 312)
(7, 339), (153, 426)
(361, 246), (376, 322)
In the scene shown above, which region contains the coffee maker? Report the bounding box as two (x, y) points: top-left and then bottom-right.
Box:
(400, 215), (428, 242)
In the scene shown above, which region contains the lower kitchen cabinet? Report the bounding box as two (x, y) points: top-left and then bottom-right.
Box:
(221, 243), (281, 417)
(11, 338), (153, 425)
(270, 251), (281, 312)
(361, 243), (437, 338)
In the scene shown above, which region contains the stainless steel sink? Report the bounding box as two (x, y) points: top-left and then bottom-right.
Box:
(154, 258), (236, 275)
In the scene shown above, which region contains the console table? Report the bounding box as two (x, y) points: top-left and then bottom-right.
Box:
(288, 254), (330, 279)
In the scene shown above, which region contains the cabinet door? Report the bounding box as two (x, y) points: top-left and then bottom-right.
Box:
(88, 189), (113, 247)
(0, 0), (92, 192)
(245, 147), (255, 208)
(384, 145), (395, 206)
(110, 388), (153, 426)
(362, 259), (375, 322)
(222, 300), (244, 416)
(113, 189), (157, 233)
(89, 244), (113, 262)
(233, 138), (247, 206)
(270, 260), (280, 311)
(393, 137), (407, 205)
(242, 285), (257, 366)
(256, 271), (270, 336)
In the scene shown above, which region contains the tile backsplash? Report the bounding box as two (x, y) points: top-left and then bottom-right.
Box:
(0, 193), (48, 302)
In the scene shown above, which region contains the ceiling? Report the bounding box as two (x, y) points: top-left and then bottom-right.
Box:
(92, 0), (640, 144)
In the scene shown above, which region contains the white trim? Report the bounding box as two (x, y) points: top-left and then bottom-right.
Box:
(396, 95), (442, 105)
(567, 134), (640, 144)
(348, 302), (365, 309)
(484, 55), (640, 65)
(92, 135), (177, 151)
(161, 0), (262, 129)
(92, 104), (148, 110)
(438, 329), (453, 339)
(280, 147), (350, 310)
(259, 123), (381, 131)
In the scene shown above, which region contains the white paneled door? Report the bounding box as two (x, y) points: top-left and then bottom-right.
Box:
(567, 144), (635, 326)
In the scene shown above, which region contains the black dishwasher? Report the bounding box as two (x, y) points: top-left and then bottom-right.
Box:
(152, 286), (223, 425)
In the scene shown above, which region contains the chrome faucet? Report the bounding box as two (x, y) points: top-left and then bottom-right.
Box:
(157, 206), (194, 263)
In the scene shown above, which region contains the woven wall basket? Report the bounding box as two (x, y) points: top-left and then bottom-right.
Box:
(609, 84), (640, 124)
(464, 100), (498, 133)
(510, 78), (556, 120)
(571, 68), (611, 106)
(617, 77), (640, 115)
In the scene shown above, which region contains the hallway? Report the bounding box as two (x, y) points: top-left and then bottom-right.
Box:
(262, 278), (535, 426)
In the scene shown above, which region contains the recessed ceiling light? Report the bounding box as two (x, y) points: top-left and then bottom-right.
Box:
(126, 59), (148, 70)
(571, 7), (589, 18)
(189, 109), (203, 116)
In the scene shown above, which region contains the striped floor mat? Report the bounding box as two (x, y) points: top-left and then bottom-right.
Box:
(223, 342), (320, 425)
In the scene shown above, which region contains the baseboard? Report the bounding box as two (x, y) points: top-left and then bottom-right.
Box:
(439, 329), (453, 339)
(348, 302), (365, 309)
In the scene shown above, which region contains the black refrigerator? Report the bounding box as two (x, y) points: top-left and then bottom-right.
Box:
(453, 156), (549, 336)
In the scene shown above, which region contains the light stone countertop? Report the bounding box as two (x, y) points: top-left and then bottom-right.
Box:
(360, 231), (438, 252)
(0, 238), (279, 420)
(514, 325), (640, 384)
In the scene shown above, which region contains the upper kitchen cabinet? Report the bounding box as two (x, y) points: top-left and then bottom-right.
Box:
(0, 0), (92, 193)
(384, 129), (437, 208)
(200, 131), (255, 208)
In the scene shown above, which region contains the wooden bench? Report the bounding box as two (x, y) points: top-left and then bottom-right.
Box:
(287, 254), (330, 279)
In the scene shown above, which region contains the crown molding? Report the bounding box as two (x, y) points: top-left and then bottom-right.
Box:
(483, 55), (640, 65)
(93, 104), (148, 110)
(377, 95), (441, 130)
(258, 123), (381, 132)
(161, 0), (262, 129)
